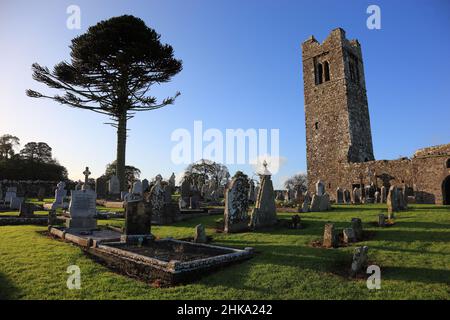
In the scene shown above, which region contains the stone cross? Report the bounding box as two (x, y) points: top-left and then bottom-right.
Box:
(83, 167), (91, 190)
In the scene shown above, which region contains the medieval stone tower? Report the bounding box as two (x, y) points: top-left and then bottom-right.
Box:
(302, 28), (375, 193)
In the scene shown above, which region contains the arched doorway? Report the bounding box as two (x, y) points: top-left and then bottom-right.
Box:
(443, 176), (450, 205)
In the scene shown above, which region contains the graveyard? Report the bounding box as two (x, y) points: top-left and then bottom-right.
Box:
(0, 201), (449, 299)
(1, 1), (449, 303)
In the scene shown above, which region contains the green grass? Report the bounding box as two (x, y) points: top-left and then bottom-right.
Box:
(0, 204), (449, 300)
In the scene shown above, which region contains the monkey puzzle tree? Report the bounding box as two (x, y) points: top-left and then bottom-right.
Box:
(27, 15), (182, 190)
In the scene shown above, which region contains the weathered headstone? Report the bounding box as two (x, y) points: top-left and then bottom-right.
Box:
(10, 197), (24, 210)
(95, 177), (107, 198)
(67, 189), (97, 230)
(51, 181), (67, 209)
(374, 191), (381, 203)
(132, 180), (143, 196)
(108, 175), (120, 195)
(387, 186), (398, 219)
(122, 199), (152, 243)
(82, 167), (91, 190)
(380, 186), (387, 203)
(19, 202), (35, 217)
(300, 192), (311, 213)
(168, 173), (176, 190)
(249, 162), (277, 229)
(343, 189), (351, 204)
(352, 188), (361, 204)
(5, 188), (17, 203)
(378, 213), (386, 227)
(343, 228), (356, 244)
(180, 179), (191, 208)
(310, 194), (321, 212)
(319, 193), (331, 211)
(351, 218), (363, 241)
(291, 214), (301, 229)
(336, 188), (344, 204)
(142, 179), (149, 193)
(323, 223), (339, 248)
(350, 246), (369, 277)
(316, 180), (325, 196)
(224, 175), (250, 233)
(194, 224), (207, 243)
(147, 180), (176, 225)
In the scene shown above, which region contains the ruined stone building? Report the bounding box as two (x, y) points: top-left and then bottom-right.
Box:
(302, 28), (450, 205)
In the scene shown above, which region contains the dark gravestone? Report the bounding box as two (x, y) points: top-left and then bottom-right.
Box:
(351, 218), (363, 241)
(291, 214), (301, 229)
(122, 200), (153, 243)
(19, 202), (35, 218)
(37, 187), (46, 202)
(95, 177), (107, 198)
(323, 223), (339, 248)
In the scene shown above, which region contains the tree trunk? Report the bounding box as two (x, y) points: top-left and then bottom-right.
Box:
(116, 112), (127, 192)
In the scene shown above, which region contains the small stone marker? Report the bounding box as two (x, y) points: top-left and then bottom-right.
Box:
(323, 223), (338, 248)
(336, 188), (344, 204)
(350, 246), (369, 277)
(378, 213), (386, 227)
(194, 224), (207, 243)
(351, 218), (363, 241)
(352, 188), (361, 204)
(343, 228), (356, 243)
(387, 186), (398, 219)
(343, 189), (351, 204)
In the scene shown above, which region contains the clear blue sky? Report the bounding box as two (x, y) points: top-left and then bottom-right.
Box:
(1, 0), (449, 188)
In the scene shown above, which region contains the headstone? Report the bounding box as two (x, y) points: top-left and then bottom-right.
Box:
(19, 202), (35, 217)
(4, 190), (17, 203)
(248, 179), (256, 203)
(95, 177), (107, 198)
(148, 180), (175, 224)
(249, 162), (277, 229)
(224, 175), (250, 233)
(168, 173), (176, 189)
(82, 167), (91, 190)
(350, 246), (369, 277)
(387, 186), (398, 219)
(291, 214), (301, 229)
(190, 192), (200, 209)
(380, 186), (387, 203)
(75, 182), (82, 191)
(351, 218), (363, 241)
(378, 214), (386, 227)
(67, 189), (97, 230)
(319, 193), (331, 211)
(352, 188), (361, 204)
(48, 210), (58, 226)
(323, 223), (339, 248)
(10, 197), (24, 210)
(309, 194), (321, 212)
(343, 228), (356, 244)
(108, 175), (120, 195)
(51, 181), (67, 209)
(374, 191), (381, 203)
(315, 180), (325, 196)
(122, 199), (152, 243)
(180, 179), (191, 206)
(343, 189), (351, 204)
(194, 224), (207, 243)
(336, 188), (344, 204)
(300, 192), (310, 213)
(132, 180), (143, 196)
(142, 179), (150, 193)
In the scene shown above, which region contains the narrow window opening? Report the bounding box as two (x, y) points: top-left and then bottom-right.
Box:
(315, 122), (319, 130)
(324, 61), (330, 82)
(315, 63), (323, 85)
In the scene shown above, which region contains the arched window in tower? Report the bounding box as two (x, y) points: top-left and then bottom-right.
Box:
(446, 158), (450, 168)
(315, 63), (323, 85)
(315, 122), (319, 130)
(324, 61), (330, 82)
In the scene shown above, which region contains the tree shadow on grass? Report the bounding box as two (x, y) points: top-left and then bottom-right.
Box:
(382, 266), (450, 285)
(0, 272), (21, 300)
(389, 221), (450, 230)
(373, 229), (450, 243)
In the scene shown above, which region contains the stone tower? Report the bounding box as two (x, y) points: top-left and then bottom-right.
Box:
(302, 28), (374, 192)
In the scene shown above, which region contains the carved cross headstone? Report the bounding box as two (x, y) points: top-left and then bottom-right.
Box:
(83, 167), (91, 190)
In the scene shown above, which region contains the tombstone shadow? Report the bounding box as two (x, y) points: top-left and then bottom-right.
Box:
(381, 266), (450, 285)
(0, 271), (21, 299)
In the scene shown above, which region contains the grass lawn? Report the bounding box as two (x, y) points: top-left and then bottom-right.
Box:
(0, 204), (449, 300)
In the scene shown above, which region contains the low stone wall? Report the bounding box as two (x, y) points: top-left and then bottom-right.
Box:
(0, 216), (48, 226)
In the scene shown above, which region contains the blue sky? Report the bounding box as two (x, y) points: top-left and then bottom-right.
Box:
(0, 0), (449, 188)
